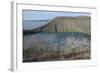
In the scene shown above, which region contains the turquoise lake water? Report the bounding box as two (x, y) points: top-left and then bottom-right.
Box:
(23, 32), (91, 50)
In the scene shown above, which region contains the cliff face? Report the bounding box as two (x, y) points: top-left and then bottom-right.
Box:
(33, 16), (91, 34)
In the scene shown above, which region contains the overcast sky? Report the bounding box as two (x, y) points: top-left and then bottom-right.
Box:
(23, 10), (90, 21)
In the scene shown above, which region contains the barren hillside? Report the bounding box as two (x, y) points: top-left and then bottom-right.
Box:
(33, 16), (91, 34)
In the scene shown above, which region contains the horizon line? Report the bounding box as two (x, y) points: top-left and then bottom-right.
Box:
(23, 15), (91, 21)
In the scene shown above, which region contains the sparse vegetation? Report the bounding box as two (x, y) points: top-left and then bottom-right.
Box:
(23, 32), (91, 62)
(23, 48), (90, 62)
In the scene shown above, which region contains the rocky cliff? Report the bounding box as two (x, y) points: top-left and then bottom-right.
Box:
(32, 16), (91, 34)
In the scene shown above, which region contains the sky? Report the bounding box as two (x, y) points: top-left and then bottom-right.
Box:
(23, 10), (90, 21)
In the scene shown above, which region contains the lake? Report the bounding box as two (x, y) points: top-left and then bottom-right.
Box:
(23, 20), (49, 30)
